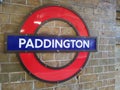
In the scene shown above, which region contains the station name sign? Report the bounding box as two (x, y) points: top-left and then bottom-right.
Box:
(5, 5), (97, 83)
(7, 35), (96, 52)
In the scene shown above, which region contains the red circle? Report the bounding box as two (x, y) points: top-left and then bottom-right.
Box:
(19, 6), (89, 83)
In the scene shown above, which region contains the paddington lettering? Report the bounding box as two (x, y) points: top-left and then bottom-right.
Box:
(19, 38), (90, 49)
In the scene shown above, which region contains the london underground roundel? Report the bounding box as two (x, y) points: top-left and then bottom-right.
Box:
(6, 5), (97, 83)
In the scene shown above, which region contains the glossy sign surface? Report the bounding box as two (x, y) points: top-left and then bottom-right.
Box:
(7, 35), (96, 51)
(19, 6), (90, 83)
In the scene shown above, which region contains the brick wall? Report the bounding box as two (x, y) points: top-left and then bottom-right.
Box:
(0, 0), (117, 90)
(115, 0), (120, 90)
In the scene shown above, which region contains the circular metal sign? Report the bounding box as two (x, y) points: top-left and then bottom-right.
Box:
(19, 5), (89, 83)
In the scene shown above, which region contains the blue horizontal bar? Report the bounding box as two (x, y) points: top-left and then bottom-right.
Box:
(6, 35), (97, 52)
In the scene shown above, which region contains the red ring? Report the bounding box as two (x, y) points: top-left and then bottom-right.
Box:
(19, 6), (89, 83)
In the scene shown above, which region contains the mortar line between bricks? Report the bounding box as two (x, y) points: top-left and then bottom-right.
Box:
(81, 71), (116, 76)
(90, 57), (115, 59)
(0, 83), (1, 90)
(98, 84), (115, 89)
(89, 57), (115, 59)
(0, 64), (1, 72)
(85, 66), (115, 69)
(9, 71), (25, 74)
(40, 0), (43, 6)
(0, 62), (20, 64)
(2, 2), (39, 8)
(86, 64), (116, 67)
(2, 80), (35, 84)
(41, 59), (73, 62)
(32, 81), (35, 90)
(0, 12), (28, 16)
(26, 0), (27, 5)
